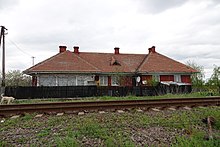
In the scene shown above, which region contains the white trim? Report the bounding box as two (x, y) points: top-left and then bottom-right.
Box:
(55, 76), (58, 86)
(76, 76), (78, 86)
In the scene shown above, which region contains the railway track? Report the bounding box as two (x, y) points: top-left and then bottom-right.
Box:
(0, 97), (220, 117)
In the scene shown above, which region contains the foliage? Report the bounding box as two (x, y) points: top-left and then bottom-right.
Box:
(172, 132), (220, 147)
(206, 65), (220, 87)
(147, 77), (159, 86)
(206, 65), (220, 93)
(37, 128), (51, 137)
(0, 141), (11, 147)
(186, 60), (205, 87)
(78, 122), (107, 139)
(4, 70), (31, 86)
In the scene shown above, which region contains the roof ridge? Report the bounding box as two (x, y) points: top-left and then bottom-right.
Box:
(136, 53), (150, 72)
(76, 52), (145, 55)
(74, 53), (101, 71)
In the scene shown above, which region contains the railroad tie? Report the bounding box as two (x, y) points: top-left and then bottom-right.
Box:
(183, 106), (192, 110)
(151, 108), (160, 112)
(57, 113), (64, 116)
(136, 109), (143, 112)
(198, 106), (206, 109)
(35, 114), (43, 118)
(117, 110), (124, 113)
(168, 107), (176, 111)
(78, 112), (85, 115)
(99, 111), (106, 114)
(11, 115), (20, 119)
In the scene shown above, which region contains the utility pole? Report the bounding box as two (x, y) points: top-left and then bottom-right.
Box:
(32, 56), (35, 66)
(0, 26), (7, 89)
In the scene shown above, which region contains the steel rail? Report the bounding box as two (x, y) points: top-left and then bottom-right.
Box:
(0, 97), (219, 116)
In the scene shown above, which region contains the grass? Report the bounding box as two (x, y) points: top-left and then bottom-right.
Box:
(37, 128), (51, 137)
(172, 131), (220, 147)
(55, 136), (79, 147)
(13, 92), (219, 104)
(1, 92), (220, 146)
(1, 106), (220, 146)
(0, 141), (9, 147)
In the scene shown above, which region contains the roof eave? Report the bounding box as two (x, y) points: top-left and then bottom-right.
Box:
(137, 71), (198, 74)
(25, 71), (136, 76)
(24, 70), (101, 75)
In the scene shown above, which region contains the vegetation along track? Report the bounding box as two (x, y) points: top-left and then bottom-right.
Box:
(0, 97), (220, 117)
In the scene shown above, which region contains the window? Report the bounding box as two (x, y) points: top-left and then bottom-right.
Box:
(174, 75), (181, 82)
(112, 60), (121, 66)
(99, 76), (108, 86)
(181, 75), (191, 83)
(77, 76), (84, 86)
(111, 76), (119, 86)
(110, 56), (121, 66)
(153, 75), (160, 82)
(67, 76), (76, 86)
(39, 75), (56, 86)
(57, 76), (68, 86)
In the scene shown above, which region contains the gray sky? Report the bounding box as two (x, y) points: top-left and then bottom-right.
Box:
(0, 0), (220, 79)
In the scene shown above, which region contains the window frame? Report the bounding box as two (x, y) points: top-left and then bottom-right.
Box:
(99, 76), (108, 86)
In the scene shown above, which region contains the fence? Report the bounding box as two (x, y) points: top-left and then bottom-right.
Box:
(4, 84), (192, 99)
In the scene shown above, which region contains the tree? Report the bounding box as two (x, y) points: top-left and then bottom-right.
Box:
(2, 70), (32, 86)
(186, 60), (205, 87)
(206, 65), (220, 87)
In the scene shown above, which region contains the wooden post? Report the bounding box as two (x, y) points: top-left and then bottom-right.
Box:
(207, 116), (214, 140)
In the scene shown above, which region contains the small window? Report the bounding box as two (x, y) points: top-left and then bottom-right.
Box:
(111, 76), (119, 86)
(39, 75), (56, 86)
(110, 56), (121, 66)
(77, 76), (84, 86)
(57, 76), (68, 86)
(68, 76), (76, 86)
(174, 75), (181, 82)
(99, 76), (108, 86)
(153, 75), (160, 82)
(112, 60), (121, 66)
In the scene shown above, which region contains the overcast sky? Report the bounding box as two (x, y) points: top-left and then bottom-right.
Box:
(0, 0), (220, 79)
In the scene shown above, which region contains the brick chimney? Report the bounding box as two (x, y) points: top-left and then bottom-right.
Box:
(73, 46), (79, 54)
(114, 47), (119, 54)
(148, 46), (156, 54)
(59, 46), (67, 53)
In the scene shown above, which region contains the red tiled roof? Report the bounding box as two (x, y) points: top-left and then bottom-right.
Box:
(137, 51), (198, 73)
(78, 52), (145, 73)
(24, 51), (101, 73)
(24, 48), (198, 75)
